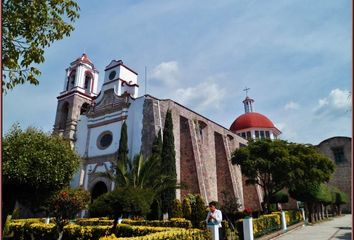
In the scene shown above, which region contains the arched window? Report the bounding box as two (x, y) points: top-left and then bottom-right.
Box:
(67, 71), (76, 90)
(59, 102), (69, 130)
(91, 181), (108, 201)
(80, 102), (90, 115)
(84, 72), (93, 92)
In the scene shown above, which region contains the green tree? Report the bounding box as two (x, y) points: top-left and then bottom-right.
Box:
(182, 197), (192, 221)
(269, 191), (289, 204)
(89, 187), (155, 231)
(171, 199), (183, 218)
(160, 110), (177, 217)
(49, 188), (90, 237)
(89, 187), (154, 218)
(2, 0), (80, 92)
(192, 195), (206, 228)
(2, 124), (80, 227)
(117, 121), (129, 170)
(152, 131), (163, 157)
(231, 139), (292, 213)
(288, 143), (335, 222)
(330, 187), (348, 216)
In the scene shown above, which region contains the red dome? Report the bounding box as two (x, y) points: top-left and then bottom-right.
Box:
(230, 112), (276, 132)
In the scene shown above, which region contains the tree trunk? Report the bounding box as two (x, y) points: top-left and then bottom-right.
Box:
(337, 204), (342, 215)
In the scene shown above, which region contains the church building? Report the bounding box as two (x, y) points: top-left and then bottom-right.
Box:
(53, 54), (255, 206)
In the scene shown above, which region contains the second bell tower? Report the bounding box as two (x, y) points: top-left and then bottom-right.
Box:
(53, 53), (99, 145)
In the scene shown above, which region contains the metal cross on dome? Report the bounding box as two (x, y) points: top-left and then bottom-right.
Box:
(243, 87), (250, 97)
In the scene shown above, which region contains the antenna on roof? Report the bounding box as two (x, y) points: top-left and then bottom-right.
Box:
(144, 66), (147, 95)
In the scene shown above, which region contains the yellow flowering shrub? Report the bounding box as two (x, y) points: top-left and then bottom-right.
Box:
(100, 228), (207, 240)
(8, 219), (202, 240)
(75, 217), (192, 228)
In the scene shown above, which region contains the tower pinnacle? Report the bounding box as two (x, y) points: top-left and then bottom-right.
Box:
(242, 87), (254, 113)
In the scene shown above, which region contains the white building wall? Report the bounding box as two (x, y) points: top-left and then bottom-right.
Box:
(88, 121), (122, 157)
(75, 115), (88, 156)
(126, 97), (144, 160)
(120, 66), (138, 84)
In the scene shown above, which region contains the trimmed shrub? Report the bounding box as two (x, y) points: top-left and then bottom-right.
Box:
(99, 229), (207, 240)
(182, 198), (192, 220)
(171, 199), (183, 218)
(192, 195), (207, 228)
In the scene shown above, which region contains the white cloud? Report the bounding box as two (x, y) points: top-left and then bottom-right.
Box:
(174, 81), (226, 112)
(284, 101), (300, 110)
(150, 61), (180, 87)
(315, 89), (351, 116)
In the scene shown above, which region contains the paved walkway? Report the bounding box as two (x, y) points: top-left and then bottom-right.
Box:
(274, 214), (352, 240)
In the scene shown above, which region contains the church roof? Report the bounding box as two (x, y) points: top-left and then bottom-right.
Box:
(230, 112), (279, 132)
(71, 53), (95, 68)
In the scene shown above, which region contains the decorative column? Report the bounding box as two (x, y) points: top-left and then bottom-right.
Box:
(301, 208), (306, 225)
(207, 223), (220, 240)
(281, 211), (287, 231)
(243, 216), (254, 240)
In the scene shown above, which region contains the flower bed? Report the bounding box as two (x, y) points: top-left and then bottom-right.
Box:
(75, 217), (192, 228)
(100, 229), (206, 240)
(7, 220), (203, 240)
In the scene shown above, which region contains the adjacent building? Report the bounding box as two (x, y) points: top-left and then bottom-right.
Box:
(317, 136), (352, 213)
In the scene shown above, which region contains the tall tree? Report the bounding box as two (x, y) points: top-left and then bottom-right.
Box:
(287, 143), (335, 222)
(2, 0), (80, 92)
(151, 131), (163, 157)
(231, 139), (292, 213)
(2, 124), (80, 225)
(117, 121), (129, 171)
(160, 110), (177, 217)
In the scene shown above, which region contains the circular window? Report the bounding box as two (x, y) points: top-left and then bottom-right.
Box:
(109, 71), (116, 80)
(97, 131), (113, 149)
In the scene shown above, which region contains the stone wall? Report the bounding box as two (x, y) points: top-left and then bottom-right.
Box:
(317, 137), (352, 213)
(141, 95), (250, 206)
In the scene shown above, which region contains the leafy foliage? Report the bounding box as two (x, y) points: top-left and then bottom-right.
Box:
(182, 198), (192, 221)
(160, 110), (177, 215)
(2, 0), (80, 91)
(231, 139), (292, 212)
(170, 199), (183, 218)
(269, 191), (289, 204)
(49, 187), (90, 232)
(192, 195), (206, 228)
(151, 131), (163, 157)
(89, 187), (155, 219)
(2, 124), (80, 222)
(117, 121), (129, 173)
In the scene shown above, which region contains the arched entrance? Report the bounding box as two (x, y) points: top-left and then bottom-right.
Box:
(91, 181), (108, 201)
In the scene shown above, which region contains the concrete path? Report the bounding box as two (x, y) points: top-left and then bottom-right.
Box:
(274, 214), (352, 240)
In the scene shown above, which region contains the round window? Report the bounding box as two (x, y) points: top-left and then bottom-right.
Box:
(109, 71), (116, 80)
(97, 131), (113, 149)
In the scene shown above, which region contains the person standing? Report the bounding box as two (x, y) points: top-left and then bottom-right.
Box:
(206, 201), (223, 240)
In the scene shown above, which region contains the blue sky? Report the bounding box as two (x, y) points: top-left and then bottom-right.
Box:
(4, 0), (352, 144)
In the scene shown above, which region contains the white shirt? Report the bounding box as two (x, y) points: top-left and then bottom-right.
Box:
(206, 209), (222, 228)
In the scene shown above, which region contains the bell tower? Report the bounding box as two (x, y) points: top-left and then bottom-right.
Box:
(53, 53), (99, 145)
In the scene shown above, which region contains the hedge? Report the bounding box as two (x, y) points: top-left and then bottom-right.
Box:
(99, 229), (207, 240)
(271, 210), (303, 226)
(236, 210), (303, 239)
(236, 214), (281, 239)
(75, 218), (192, 229)
(7, 221), (199, 240)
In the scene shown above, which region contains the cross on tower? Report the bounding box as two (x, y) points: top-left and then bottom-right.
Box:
(243, 87), (250, 97)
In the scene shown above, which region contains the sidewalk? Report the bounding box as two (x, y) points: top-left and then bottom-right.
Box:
(274, 214), (352, 240)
